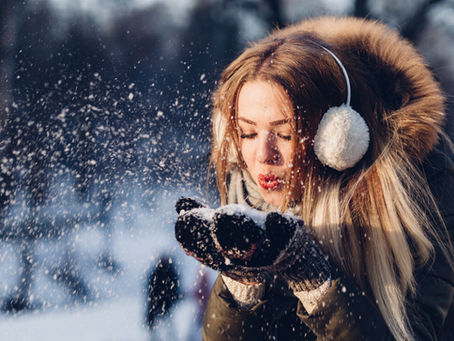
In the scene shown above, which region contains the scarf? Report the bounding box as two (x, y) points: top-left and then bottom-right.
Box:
(226, 166), (277, 211)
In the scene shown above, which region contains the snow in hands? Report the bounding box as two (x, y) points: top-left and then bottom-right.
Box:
(174, 197), (332, 289)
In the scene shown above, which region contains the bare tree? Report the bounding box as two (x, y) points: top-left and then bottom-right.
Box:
(265, 0), (284, 28)
(353, 0), (371, 18)
(401, 0), (445, 41)
(0, 0), (17, 129)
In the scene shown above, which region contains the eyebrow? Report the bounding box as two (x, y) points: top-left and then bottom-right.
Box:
(237, 117), (292, 126)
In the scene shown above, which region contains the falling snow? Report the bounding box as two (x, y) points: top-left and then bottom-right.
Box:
(1, 0), (454, 340)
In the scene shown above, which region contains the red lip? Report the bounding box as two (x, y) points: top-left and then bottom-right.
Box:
(258, 173), (283, 190)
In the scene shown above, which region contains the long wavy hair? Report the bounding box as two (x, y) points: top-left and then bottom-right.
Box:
(210, 17), (452, 341)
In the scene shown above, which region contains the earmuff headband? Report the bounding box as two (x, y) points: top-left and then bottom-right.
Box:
(313, 47), (370, 171)
(321, 47), (351, 106)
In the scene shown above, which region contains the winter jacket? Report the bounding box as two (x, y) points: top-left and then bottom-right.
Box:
(202, 144), (454, 340)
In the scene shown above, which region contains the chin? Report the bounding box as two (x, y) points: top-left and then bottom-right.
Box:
(261, 191), (283, 208)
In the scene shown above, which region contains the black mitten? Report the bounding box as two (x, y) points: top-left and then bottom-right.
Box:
(212, 207), (332, 291)
(175, 199), (224, 269)
(175, 197), (205, 213)
(174, 197), (266, 282)
(211, 207), (266, 264)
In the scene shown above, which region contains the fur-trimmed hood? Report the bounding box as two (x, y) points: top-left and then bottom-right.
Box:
(272, 16), (445, 162)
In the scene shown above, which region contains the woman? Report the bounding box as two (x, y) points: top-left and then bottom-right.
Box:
(175, 16), (454, 340)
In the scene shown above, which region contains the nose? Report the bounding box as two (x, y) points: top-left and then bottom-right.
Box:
(257, 131), (282, 165)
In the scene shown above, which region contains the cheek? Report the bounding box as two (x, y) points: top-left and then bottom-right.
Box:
(240, 140), (255, 168)
(279, 143), (294, 167)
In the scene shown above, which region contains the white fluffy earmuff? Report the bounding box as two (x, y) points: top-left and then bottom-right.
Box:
(313, 47), (370, 171)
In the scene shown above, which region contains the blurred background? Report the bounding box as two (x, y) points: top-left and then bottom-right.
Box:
(0, 0), (454, 340)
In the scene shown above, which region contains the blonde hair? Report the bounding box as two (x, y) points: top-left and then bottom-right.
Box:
(210, 17), (453, 341)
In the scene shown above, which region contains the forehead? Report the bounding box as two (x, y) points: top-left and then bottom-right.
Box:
(236, 80), (293, 122)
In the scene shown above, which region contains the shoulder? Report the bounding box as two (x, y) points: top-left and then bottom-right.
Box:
(418, 139), (454, 284)
(423, 139), (454, 179)
(423, 140), (454, 221)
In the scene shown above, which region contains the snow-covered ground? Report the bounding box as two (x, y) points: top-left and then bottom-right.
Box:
(0, 296), (150, 341)
(0, 294), (206, 341)
(0, 182), (216, 341)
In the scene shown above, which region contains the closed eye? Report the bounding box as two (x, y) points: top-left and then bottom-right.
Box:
(240, 133), (257, 139)
(277, 133), (291, 141)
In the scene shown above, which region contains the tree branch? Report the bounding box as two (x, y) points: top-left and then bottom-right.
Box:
(401, 0), (445, 42)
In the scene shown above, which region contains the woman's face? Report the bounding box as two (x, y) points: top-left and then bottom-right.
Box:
(236, 80), (295, 207)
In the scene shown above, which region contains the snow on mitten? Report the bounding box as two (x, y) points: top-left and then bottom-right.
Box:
(174, 197), (266, 282)
(212, 206), (332, 291)
(211, 204), (267, 265)
(175, 198), (224, 269)
(175, 196), (205, 213)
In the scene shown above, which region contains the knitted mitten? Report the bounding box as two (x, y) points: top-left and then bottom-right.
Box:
(175, 197), (332, 290)
(212, 207), (332, 291)
(174, 197), (266, 282)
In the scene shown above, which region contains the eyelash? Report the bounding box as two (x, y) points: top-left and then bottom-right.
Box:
(240, 133), (257, 139)
(278, 134), (292, 141)
(239, 133), (291, 141)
